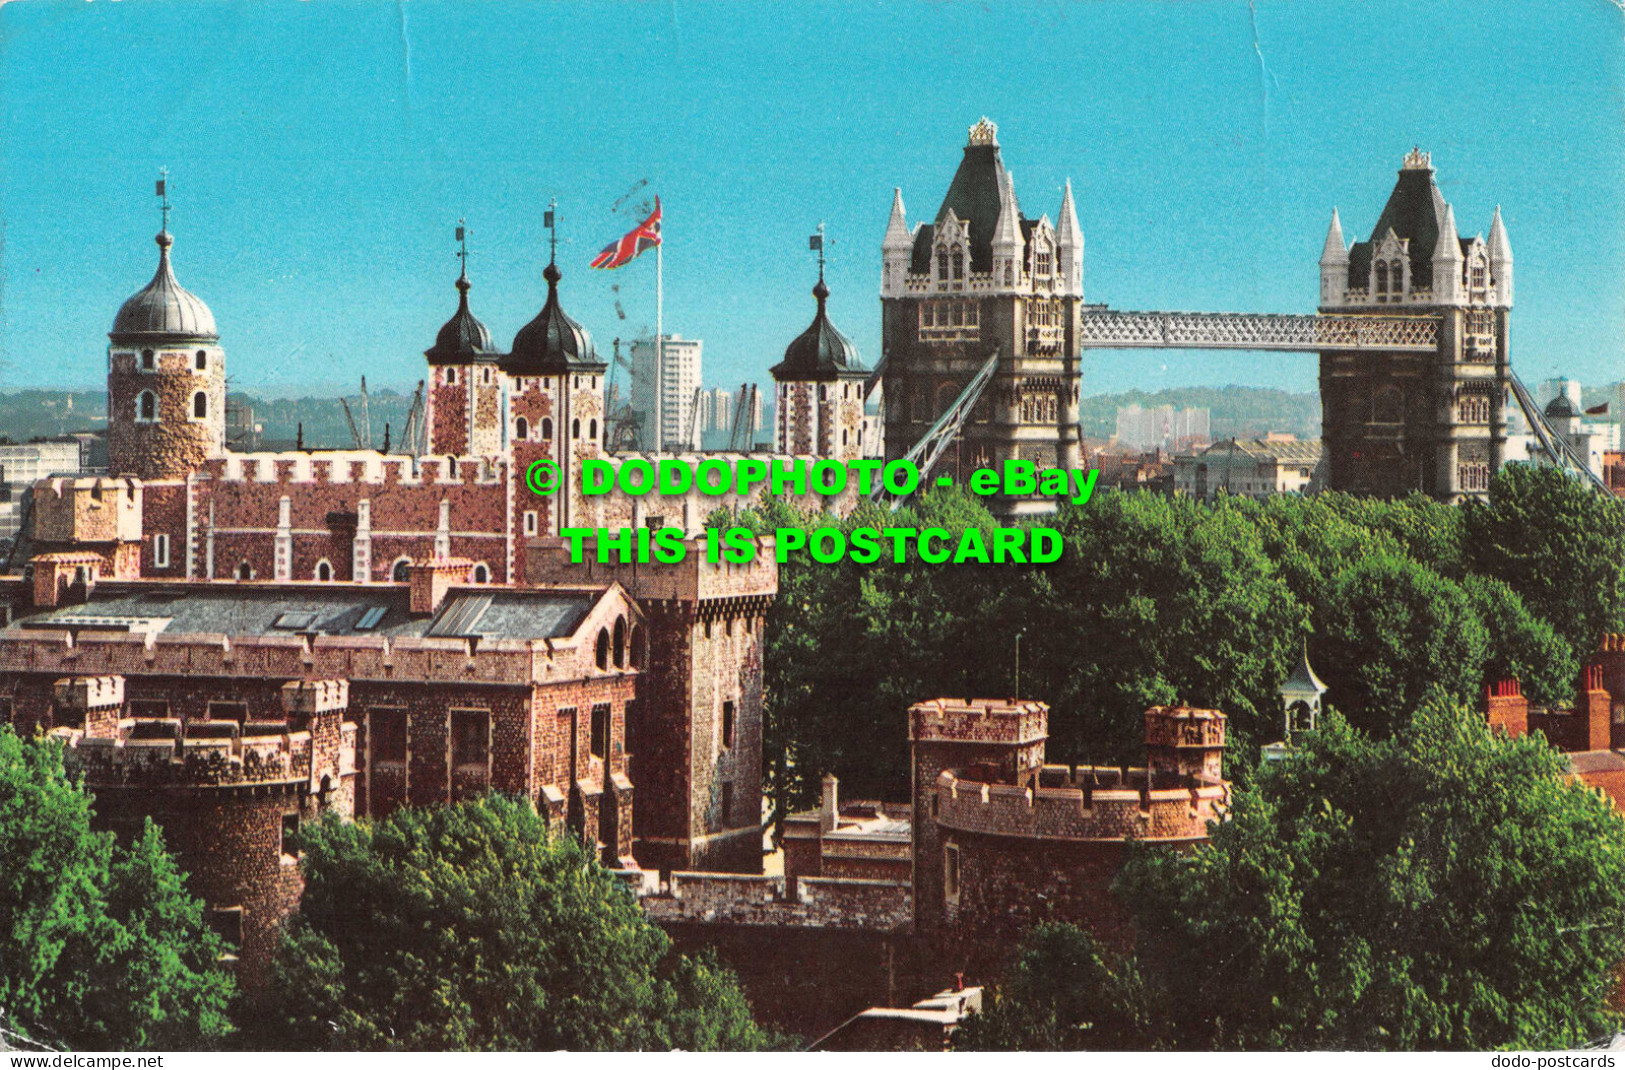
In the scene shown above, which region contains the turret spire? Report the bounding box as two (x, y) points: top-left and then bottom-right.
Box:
(1488, 204), (1513, 307)
(992, 169), (1023, 250)
(1057, 178), (1083, 250)
(1488, 205), (1512, 263)
(156, 167), (171, 236)
(1320, 208), (1348, 264)
(883, 189), (911, 252)
(1432, 202), (1463, 263)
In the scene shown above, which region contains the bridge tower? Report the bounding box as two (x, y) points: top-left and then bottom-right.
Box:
(1318, 147), (1513, 501)
(880, 118), (1084, 517)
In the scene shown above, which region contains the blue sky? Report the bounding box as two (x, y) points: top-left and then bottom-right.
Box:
(1, 0), (1621, 398)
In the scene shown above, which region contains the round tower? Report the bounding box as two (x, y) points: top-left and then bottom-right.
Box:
(106, 213), (225, 480)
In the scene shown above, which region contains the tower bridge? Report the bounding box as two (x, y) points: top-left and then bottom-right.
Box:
(871, 122), (1581, 511)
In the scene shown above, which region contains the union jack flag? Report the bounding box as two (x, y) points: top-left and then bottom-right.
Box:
(591, 198), (662, 270)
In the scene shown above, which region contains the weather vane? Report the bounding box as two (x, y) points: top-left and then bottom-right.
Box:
(156, 167), (171, 233)
(455, 218), (470, 275)
(545, 198), (558, 266)
(809, 221), (827, 280)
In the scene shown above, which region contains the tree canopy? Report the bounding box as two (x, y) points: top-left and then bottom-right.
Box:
(959, 702), (1625, 1051)
(260, 794), (774, 1051)
(0, 725), (234, 1051)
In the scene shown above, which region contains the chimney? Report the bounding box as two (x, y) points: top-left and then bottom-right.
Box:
(408, 557), (472, 616)
(821, 773), (839, 834)
(1583, 663), (1611, 752)
(31, 553), (101, 609)
(1484, 677), (1528, 739)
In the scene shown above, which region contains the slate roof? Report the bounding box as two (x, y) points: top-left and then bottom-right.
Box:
(505, 263), (604, 376)
(1347, 165), (1449, 291)
(425, 272), (499, 365)
(910, 142), (1030, 275)
(13, 584), (597, 642)
(110, 232), (218, 342)
(769, 277), (866, 381)
(1200, 439), (1324, 465)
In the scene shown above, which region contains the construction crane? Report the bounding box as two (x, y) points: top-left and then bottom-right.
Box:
(683, 386), (704, 452)
(726, 383), (760, 452)
(339, 375), (371, 450)
(605, 337), (645, 452)
(399, 381), (426, 456)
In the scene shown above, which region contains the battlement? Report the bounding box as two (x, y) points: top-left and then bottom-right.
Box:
(207, 451), (504, 487)
(54, 674), (125, 712)
(0, 630), (556, 687)
(1142, 706), (1226, 750)
(638, 870), (912, 932)
(909, 698), (1048, 746)
(53, 717), (356, 791)
(1601, 634), (1625, 654)
(933, 765), (1226, 843)
(526, 535), (779, 604)
(32, 476), (145, 545)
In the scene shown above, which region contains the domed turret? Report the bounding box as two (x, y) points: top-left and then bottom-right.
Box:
(506, 263), (602, 375)
(1545, 393), (1579, 421)
(770, 276), (866, 382)
(110, 231), (218, 343)
(425, 268), (497, 364)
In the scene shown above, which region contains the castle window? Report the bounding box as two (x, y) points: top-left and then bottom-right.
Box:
(281, 813), (300, 857)
(590, 703), (611, 761)
(1375, 262), (1388, 297)
(450, 710), (489, 770)
(471, 563), (489, 583)
(589, 418), (597, 441)
(371, 709), (407, 764)
(192, 392), (208, 420)
(391, 558), (412, 582)
(482, 368), (492, 385)
(951, 249), (964, 280)
(314, 559), (332, 582)
(541, 418), (553, 440)
(516, 417), (529, 440)
(236, 562), (254, 581)
(447, 368), (458, 385)
(206, 907), (243, 951)
(819, 384), (827, 402)
(195, 350), (208, 370)
(613, 616), (626, 668)
(944, 843), (961, 903)
(572, 418), (581, 440)
(936, 251), (948, 280)
(1035, 249), (1052, 276)
(722, 700), (735, 751)
(153, 533), (170, 569)
(138, 391), (157, 422)
(141, 349), (155, 370)
(524, 510), (538, 537)
(596, 628), (610, 671)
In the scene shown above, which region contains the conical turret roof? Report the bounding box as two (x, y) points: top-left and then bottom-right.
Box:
(426, 268), (498, 364)
(110, 231), (218, 342)
(770, 275), (866, 382)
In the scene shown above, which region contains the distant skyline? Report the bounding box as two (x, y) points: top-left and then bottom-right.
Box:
(2, 0), (1621, 398)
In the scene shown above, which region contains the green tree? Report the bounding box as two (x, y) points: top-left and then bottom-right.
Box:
(1117, 703), (1625, 1050)
(1464, 464), (1625, 659)
(1313, 555), (1488, 736)
(0, 726), (234, 1051)
(264, 794), (772, 1051)
(1460, 573), (1577, 707)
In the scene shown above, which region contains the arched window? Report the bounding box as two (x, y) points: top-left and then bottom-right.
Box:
(541, 417), (553, 440)
(138, 391), (156, 421)
(141, 349), (155, 370)
(589, 419), (597, 441)
(596, 628), (610, 671)
(1375, 262), (1388, 297)
(472, 563), (489, 583)
(936, 251), (948, 280)
(613, 617), (626, 668)
(315, 560), (332, 581)
(391, 558), (412, 582)
(516, 417), (529, 440)
(236, 562), (253, 581)
(193, 392), (208, 419)
(572, 418), (581, 440)
(482, 368), (492, 385)
(447, 367), (458, 385)
(195, 350), (208, 370)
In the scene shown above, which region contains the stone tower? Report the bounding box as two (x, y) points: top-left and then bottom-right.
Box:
(502, 247), (607, 556)
(880, 119), (1083, 516)
(769, 270), (870, 460)
(1318, 148), (1513, 501)
(424, 235), (503, 457)
(106, 226), (226, 480)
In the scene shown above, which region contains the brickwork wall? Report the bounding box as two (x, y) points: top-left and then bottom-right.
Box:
(428, 367), (470, 456)
(107, 346), (225, 480)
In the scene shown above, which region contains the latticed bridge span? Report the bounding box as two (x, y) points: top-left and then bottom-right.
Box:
(1076, 310), (1439, 352)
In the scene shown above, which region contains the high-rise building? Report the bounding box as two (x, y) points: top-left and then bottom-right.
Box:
(630, 334), (703, 450)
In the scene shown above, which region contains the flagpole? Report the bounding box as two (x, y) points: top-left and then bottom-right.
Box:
(654, 239), (664, 454)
